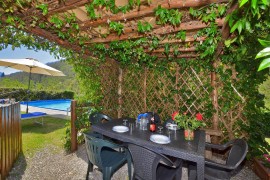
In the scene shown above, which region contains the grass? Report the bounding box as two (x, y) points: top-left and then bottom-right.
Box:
(21, 116), (68, 157)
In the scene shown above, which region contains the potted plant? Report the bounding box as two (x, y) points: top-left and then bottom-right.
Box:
(254, 154), (270, 180)
(172, 112), (206, 140)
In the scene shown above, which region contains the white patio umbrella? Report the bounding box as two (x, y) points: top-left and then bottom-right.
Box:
(0, 58), (65, 113)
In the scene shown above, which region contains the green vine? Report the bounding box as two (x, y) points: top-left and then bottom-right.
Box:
(1, 0), (270, 158)
(137, 21), (152, 33)
(109, 21), (124, 35)
(155, 6), (182, 26)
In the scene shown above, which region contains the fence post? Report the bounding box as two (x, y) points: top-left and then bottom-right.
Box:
(71, 100), (77, 152)
(118, 68), (123, 118)
(211, 62), (219, 143)
(143, 67), (147, 111)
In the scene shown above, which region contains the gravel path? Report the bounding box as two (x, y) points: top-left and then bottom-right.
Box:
(7, 144), (259, 180)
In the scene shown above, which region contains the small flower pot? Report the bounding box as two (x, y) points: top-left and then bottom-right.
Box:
(253, 158), (270, 180)
(184, 129), (194, 140)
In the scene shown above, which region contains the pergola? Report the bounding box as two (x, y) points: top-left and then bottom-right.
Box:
(1, 0), (244, 142)
(0, 0), (233, 57)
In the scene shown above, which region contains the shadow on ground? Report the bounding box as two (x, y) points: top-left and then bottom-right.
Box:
(21, 117), (67, 134)
(7, 153), (27, 180)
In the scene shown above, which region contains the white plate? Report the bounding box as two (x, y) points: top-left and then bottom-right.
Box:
(112, 126), (129, 133)
(150, 134), (171, 144)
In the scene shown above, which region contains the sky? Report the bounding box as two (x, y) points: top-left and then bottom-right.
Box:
(0, 46), (59, 75)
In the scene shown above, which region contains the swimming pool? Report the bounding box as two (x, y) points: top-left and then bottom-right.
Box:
(20, 99), (71, 111)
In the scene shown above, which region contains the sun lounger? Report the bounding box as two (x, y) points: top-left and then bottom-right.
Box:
(21, 112), (47, 125)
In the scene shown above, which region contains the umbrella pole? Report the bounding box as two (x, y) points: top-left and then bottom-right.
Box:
(26, 68), (32, 113)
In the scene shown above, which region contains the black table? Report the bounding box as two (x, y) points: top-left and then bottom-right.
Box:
(92, 118), (205, 180)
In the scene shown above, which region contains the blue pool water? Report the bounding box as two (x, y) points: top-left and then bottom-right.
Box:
(21, 99), (71, 111)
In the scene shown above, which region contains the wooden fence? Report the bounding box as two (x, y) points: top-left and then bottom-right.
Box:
(0, 103), (21, 180)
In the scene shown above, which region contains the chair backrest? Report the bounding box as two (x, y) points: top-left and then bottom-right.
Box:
(89, 112), (113, 125)
(128, 144), (173, 180)
(226, 139), (248, 168)
(84, 133), (104, 169)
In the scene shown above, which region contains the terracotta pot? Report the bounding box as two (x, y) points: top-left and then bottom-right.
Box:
(254, 158), (270, 180)
(184, 129), (194, 140)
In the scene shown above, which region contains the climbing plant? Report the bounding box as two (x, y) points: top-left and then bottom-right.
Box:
(0, 0), (270, 157)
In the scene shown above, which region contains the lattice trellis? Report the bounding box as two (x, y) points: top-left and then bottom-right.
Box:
(96, 59), (119, 117)
(216, 69), (248, 141)
(88, 60), (248, 142)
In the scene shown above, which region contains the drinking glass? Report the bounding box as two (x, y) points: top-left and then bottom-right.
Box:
(158, 126), (163, 133)
(140, 118), (147, 130)
(123, 119), (128, 126)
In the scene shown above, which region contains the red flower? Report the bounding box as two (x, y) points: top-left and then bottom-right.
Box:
(196, 113), (203, 121)
(172, 111), (179, 121)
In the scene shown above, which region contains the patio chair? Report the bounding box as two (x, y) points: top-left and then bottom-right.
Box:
(88, 112), (113, 135)
(128, 143), (183, 180)
(89, 112), (113, 125)
(84, 132), (132, 180)
(188, 139), (248, 180)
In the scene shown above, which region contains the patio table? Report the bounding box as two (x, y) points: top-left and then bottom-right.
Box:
(92, 118), (205, 180)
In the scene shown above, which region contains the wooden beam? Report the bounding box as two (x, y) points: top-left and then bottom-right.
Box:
(87, 18), (224, 43)
(48, 0), (89, 15)
(80, 0), (229, 28)
(158, 36), (206, 45)
(145, 47), (196, 53)
(152, 53), (199, 58)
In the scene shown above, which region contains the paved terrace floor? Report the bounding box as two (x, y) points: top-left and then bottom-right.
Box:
(8, 105), (259, 180)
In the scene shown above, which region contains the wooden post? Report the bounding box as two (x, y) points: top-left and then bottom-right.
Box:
(175, 65), (180, 110)
(143, 67), (147, 111)
(210, 1), (238, 143)
(211, 62), (219, 143)
(118, 68), (123, 118)
(70, 100), (77, 152)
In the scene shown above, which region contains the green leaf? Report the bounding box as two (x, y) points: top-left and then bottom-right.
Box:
(239, 0), (249, 7)
(251, 0), (258, 9)
(262, 0), (269, 5)
(237, 21), (243, 34)
(258, 39), (270, 47)
(258, 58), (270, 71)
(245, 20), (251, 32)
(225, 39), (231, 47)
(255, 47), (270, 59)
(230, 21), (240, 33)
(137, 0), (140, 7)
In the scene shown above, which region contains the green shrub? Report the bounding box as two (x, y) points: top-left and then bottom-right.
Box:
(0, 88), (74, 101)
(239, 111), (270, 159)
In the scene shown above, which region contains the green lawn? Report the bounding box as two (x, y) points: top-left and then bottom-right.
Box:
(21, 116), (68, 157)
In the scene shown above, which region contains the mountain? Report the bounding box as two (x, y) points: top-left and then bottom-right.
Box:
(0, 61), (79, 93)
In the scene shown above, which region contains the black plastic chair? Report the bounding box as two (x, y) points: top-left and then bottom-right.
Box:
(128, 143), (183, 180)
(89, 112), (113, 125)
(84, 133), (132, 180)
(188, 139), (248, 180)
(88, 112), (112, 135)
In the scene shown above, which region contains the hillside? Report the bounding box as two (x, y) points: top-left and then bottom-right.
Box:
(0, 60), (79, 93)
